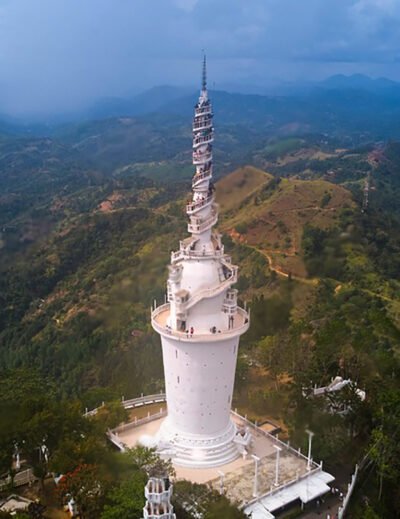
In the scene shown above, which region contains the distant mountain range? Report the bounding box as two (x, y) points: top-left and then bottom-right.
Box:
(1, 73), (400, 140)
(85, 85), (194, 120)
(319, 73), (400, 93)
(84, 73), (400, 122)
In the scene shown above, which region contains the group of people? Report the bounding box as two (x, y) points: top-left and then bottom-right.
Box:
(210, 326), (222, 334)
(185, 327), (194, 338)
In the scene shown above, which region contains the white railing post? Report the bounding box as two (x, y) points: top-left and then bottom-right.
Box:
(274, 445), (282, 486)
(306, 429), (314, 470)
(218, 471), (225, 495)
(252, 455), (260, 498)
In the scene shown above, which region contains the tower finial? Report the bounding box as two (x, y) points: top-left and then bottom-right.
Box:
(202, 52), (207, 91)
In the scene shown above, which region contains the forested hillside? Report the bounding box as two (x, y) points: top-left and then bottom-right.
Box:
(1, 108), (400, 516)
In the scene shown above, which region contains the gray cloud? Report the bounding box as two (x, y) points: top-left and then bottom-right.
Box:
(0, 0), (399, 115)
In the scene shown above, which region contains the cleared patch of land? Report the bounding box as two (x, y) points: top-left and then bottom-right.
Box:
(218, 168), (355, 278)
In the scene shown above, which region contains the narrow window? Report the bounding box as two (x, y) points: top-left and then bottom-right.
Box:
(177, 376), (180, 384)
(175, 349), (178, 359)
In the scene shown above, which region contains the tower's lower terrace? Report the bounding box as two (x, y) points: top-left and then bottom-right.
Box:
(106, 400), (334, 519)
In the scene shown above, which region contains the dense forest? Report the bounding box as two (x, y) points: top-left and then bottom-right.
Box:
(1, 103), (400, 517)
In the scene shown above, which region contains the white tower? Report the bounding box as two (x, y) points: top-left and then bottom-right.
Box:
(151, 56), (250, 468)
(143, 478), (176, 519)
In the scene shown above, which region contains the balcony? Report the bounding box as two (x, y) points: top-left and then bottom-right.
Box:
(193, 150), (212, 164)
(170, 240), (224, 263)
(145, 487), (172, 503)
(187, 209), (218, 234)
(143, 506), (174, 519)
(193, 132), (214, 149)
(222, 289), (238, 315)
(192, 169), (212, 188)
(195, 104), (212, 116)
(186, 195), (213, 215)
(193, 119), (212, 132)
(151, 303), (250, 342)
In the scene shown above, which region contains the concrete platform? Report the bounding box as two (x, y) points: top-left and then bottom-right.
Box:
(111, 410), (331, 509)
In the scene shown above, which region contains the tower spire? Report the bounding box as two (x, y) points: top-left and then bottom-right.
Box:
(202, 53), (207, 92)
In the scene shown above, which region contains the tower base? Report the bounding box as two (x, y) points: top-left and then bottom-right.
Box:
(156, 417), (241, 468)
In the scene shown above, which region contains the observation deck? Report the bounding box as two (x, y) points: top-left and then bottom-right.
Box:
(186, 194), (214, 215)
(171, 233), (223, 263)
(151, 304), (250, 342)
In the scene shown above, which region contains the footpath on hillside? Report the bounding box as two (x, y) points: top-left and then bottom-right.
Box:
(248, 243), (400, 309)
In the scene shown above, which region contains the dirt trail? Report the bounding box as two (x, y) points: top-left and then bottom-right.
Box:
(249, 245), (318, 286)
(250, 246), (400, 308)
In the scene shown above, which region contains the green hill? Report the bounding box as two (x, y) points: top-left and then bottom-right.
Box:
(219, 171), (355, 278)
(216, 165), (273, 213)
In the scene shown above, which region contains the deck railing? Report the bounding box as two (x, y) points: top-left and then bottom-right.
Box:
(193, 133), (214, 148)
(84, 393), (167, 417)
(187, 210), (218, 234)
(151, 304), (249, 341)
(170, 242), (223, 262)
(193, 150), (212, 164)
(193, 119), (212, 131)
(192, 170), (212, 187)
(104, 402), (322, 511)
(195, 105), (212, 116)
(186, 195), (214, 214)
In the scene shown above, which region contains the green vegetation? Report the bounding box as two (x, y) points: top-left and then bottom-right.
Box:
(262, 138), (305, 160)
(1, 113), (400, 517)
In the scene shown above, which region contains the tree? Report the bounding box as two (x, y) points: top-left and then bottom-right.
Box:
(173, 480), (246, 519)
(93, 401), (128, 432)
(204, 500), (246, 519)
(101, 472), (146, 519)
(127, 446), (175, 478)
(57, 464), (111, 519)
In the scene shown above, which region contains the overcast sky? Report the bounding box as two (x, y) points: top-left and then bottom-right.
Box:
(1, 0), (400, 115)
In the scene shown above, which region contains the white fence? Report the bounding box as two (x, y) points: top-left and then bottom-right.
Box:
(108, 409), (168, 451)
(231, 410), (319, 469)
(337, 465), (359, 518)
